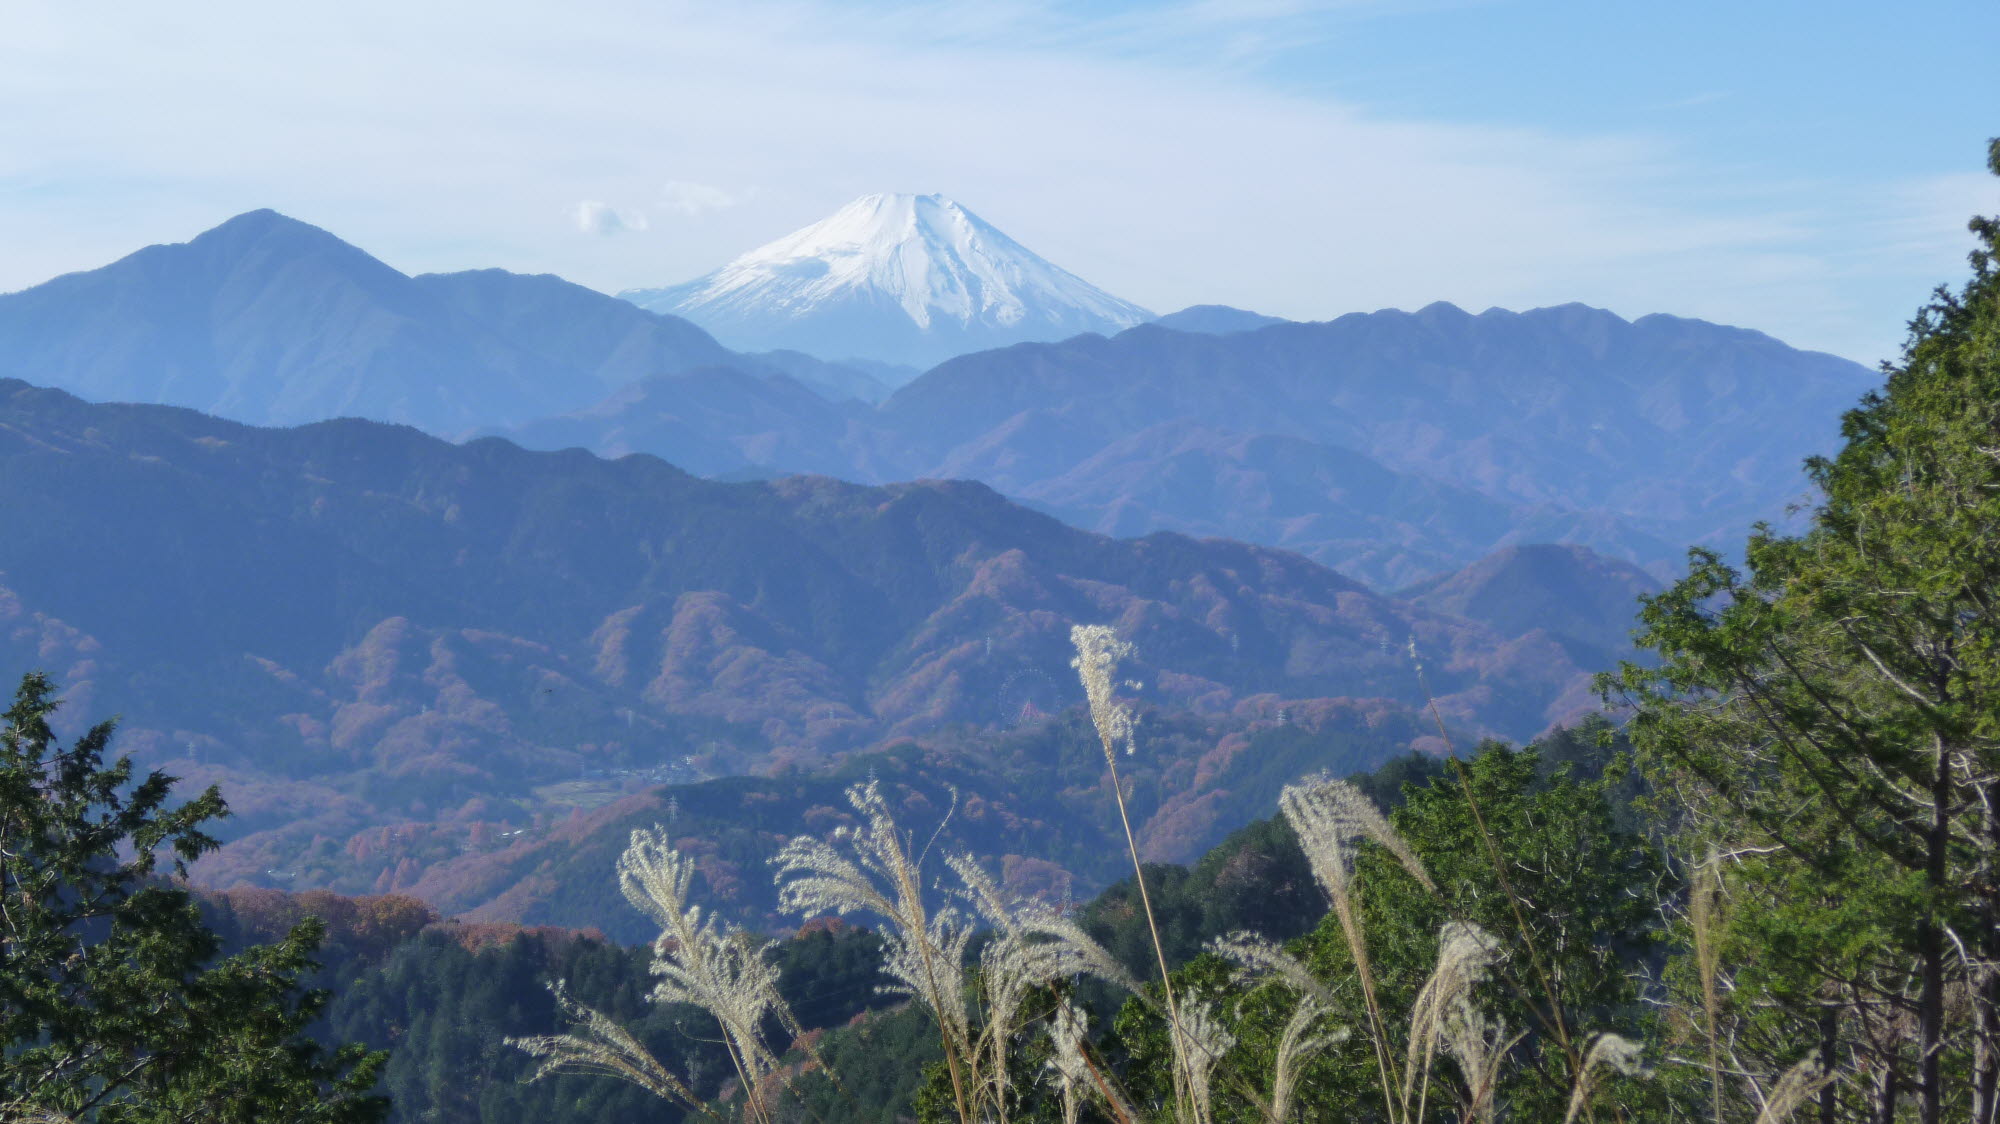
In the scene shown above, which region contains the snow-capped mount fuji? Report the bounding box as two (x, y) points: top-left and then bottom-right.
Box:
(620, 193), (1153, 370)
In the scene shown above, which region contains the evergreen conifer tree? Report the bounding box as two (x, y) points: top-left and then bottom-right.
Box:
(0, 673), (387, 1123)
(1608, 139), (2000, 1122)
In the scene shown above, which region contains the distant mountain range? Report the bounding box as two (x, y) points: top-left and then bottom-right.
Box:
(1150, 304), (1291, 334)
(620, 193), (1153, 369)
(0, 380), (1628, 904)
(0, 210), (1878, 589)
(515, 302), (1872, 585)
(0, 211), (895, 432)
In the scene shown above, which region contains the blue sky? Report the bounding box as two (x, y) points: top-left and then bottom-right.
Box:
(2, 0), (1994, 365)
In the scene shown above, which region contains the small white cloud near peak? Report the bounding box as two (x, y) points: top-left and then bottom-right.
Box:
(660, 181), (741, 216)
(572, 200), (649, 236)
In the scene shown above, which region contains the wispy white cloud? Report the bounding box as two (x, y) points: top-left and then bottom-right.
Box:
(572, 200), (649, 236)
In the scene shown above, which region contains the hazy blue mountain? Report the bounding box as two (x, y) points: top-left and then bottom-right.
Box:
(1010, 422), (1674, 589)
(0, 211), (572, 430)
(1398, 543), (1663, 667)
(0, 378), (1595, 899)
(2, 212), (1877, 589)
(504, 300), (1871, 585)
(875, 302), (1876, 557)
(1151, 304), (1290, 334)
(411, 267), (735, 391)
(741, 349), (895, 403)
(0, 210), (831, 434)
(500, 366), (869, 477)
(621, 193), (1152, 368)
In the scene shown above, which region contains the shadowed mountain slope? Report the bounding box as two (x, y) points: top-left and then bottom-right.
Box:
(2, 212), (1874, 590)
(1399, 543), (1663, 667)
(0, 379), (1599, 904)
(516, 302), (1872, 585)
(0, 212), (747, 433)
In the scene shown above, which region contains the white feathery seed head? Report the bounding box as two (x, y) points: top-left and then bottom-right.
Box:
(1173, 998), (1236, 1124)
(1405, 922), (1512, 1124)
(950, 849), (1136, 1116)
(1279, 772), (1434, 901)
(1269, 991), (1346, 1123)
(506, 980), (704, 1110)
(616, 826), (789, 1085)
(1210, 931), (1340, 1010)
(1071, 624), (1138, 759)
(1563, 1033), (1651, 1124)
(772, 780), (978, 1058)
(1045, 1003), (1093, 1124)
(1753, 1059), (1837, 1124)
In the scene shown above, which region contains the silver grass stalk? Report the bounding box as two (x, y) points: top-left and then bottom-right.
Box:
(506, 980), (708, 1115)
(1071, 624), (1196, 1122)
(1752, 1059), (1838, 1124)
(619, 826), (791, 1116)
(950, 852), (1137, 1122)
(1046, 1003), (1092, 1124)
(1691, 850), (1726, 1124)
(1048, 1002), (1142, 1124)
(1208, 931), (1349, 1123)
(1562, 1034), (1649, 1124)
(1403, 921), (1506, 1121)
(1267, 994), (1345, 1124)
(1173, 999), (1236, 1124)
(1210, 932), (1341, 1010)
(1071, 624), (1137, 762)
(771, 779), (977, 1122)
(1280, 772), (1432, 1124)
(1280, 773), (1434, 898)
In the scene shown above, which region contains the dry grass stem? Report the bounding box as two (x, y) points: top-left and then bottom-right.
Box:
(1404, 921), (1511, 1124)
(1562, 1034), (1649, 1124)
(1070, 624), (1194, 1121)
(1281, 772), (1431, 1123)
(1752, 1059), (1838, 1124)
(1691, 850), (1727, 1124)
(506, 980), (709, 1116)
(772, 779), (976, 1122)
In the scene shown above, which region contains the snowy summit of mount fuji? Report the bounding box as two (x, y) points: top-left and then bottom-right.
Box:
(620, 193), (1153, 370)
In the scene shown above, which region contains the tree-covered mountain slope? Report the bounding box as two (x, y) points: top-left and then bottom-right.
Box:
(0, 379), (1605, 906)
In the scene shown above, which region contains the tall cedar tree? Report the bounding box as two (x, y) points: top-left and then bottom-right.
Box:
(1607, 139), (2000, 1123)
(0, 673), (388, 1122)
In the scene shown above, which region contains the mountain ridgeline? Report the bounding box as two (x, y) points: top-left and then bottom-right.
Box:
(0, 379), (1638, 914)
(0, 209), (1875, 590)
(519, 302), (1872, 585)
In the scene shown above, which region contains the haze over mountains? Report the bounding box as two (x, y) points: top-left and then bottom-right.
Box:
(0, 201), (1881, 925)
(0, 208), (1878, 590)
(0, 210), (892, 431)
(0, 379), (1625, 907)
